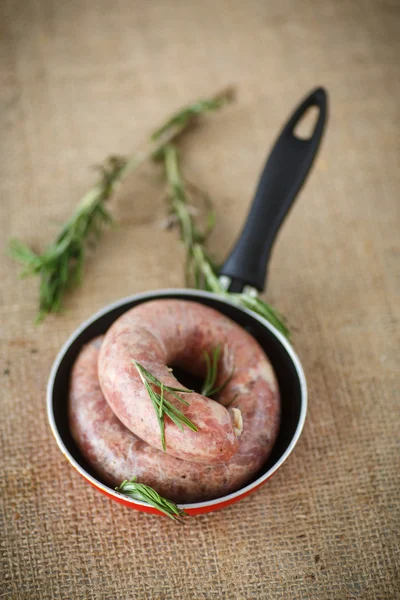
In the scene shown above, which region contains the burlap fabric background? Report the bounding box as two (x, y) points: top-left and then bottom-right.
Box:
(1, 1), (399, 598)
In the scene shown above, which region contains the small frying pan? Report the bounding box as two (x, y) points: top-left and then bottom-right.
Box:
(47, 87), (328, 516)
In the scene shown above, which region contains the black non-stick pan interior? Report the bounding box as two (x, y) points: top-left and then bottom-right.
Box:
(50, 290), (304, 491)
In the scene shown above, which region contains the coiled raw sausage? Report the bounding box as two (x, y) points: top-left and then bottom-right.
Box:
(99, 300), (263, 463)
(69, 330), (280, 502)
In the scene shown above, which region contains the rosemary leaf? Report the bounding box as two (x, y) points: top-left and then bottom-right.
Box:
(159, 382), (165, 418)
(232, 294), (290, 339)
(201, 346), (221, 396)
(225, 392), (240, 408)
(202, 350), (212, 395)
(116, 477), (187, 523)
(208, 368), (235, 398)
(201, 345), (235, 398)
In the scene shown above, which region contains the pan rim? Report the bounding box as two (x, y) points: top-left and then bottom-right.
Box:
(47, 288), (307, 510)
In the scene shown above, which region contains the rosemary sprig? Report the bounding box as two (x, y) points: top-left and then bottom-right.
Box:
(201, 345), (234, 398)
(161, 144), (291, 339)
(116, 477), (187, 523)
(133, 360), (198, 451)
(8, 89), (234, 322)
(8, 157), (125, 323)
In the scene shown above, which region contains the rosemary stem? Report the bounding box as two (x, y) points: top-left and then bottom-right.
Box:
(164, 145), (195, 252)
(191, 244), (224, 294)
(164, 143), (182, 189)
(161, 146), (291, 338)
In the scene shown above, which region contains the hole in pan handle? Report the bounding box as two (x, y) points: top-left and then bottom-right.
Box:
(219, 87), (328, 294)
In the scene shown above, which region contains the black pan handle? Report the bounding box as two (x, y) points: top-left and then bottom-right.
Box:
(219, 87), (328, 293)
